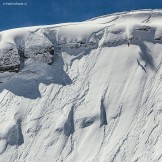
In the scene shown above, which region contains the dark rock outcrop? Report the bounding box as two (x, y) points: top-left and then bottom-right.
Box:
(0, 44), (20, 72)
(24, 32), (54, 65)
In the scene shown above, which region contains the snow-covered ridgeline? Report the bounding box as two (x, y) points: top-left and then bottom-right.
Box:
(0, 10), (162, 162)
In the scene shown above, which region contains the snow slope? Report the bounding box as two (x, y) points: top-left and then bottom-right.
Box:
(0, 10), (162, 162)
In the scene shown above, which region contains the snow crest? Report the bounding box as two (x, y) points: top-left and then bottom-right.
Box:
(0, 10), (162, 162)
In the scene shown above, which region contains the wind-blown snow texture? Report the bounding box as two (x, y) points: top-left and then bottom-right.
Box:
(0, 9), (162, 162)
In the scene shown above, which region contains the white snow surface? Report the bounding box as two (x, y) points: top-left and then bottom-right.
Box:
(0, 10), (162, 162)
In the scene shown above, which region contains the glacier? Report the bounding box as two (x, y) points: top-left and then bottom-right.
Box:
(0, 9), (162, 162)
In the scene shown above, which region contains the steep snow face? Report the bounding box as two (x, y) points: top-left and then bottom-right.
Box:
(1, 10), (162, 162)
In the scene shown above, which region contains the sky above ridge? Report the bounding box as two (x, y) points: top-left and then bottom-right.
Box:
(0, 0), (162, 31)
